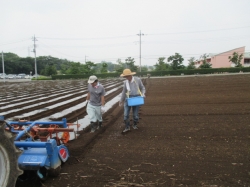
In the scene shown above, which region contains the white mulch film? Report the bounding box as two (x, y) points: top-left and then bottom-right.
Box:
(0, 79), (124, 140)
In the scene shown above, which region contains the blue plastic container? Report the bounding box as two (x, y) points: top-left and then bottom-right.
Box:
(127, 96), (144, 106)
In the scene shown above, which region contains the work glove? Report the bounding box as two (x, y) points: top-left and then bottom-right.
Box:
(101, 106), (106, 114)
(142, 93), (146, 98)
(119, 101), (123, 107)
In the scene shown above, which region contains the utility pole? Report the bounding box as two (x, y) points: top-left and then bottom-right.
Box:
(137, 30), (144, 72)
(2, 51), (6, 83)
(85, 55), (88, 63)
(32, 35), (38, 80)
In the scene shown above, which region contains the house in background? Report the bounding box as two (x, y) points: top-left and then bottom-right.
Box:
(195, 46), (250, 68)
(244, 52), (250, 67)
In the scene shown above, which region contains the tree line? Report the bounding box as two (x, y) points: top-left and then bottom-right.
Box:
(0, 53), (153, 76)
(0, 52), (243, 76)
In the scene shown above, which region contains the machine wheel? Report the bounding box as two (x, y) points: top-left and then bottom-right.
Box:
(0, 120), (23, 187)
(48, 166), (61, 177)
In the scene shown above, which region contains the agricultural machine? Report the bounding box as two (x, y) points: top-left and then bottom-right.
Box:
(0, 116), (78, 187)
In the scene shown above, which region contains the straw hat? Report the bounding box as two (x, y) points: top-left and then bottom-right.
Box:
(120, 69), (136, 77)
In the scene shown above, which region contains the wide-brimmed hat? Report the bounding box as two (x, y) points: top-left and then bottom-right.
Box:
(88, 75), (98, 83)
(120, 69), (136, 77)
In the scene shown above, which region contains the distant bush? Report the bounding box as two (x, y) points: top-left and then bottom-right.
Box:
(31, 76), (52, 81)
(51, 67), (250, 80)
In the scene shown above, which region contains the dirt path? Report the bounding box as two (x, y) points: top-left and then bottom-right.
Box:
(13, 74), (250, 187)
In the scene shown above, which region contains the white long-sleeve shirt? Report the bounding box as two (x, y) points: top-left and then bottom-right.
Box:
(120, 76), (145, 102)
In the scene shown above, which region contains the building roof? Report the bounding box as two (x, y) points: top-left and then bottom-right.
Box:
(210, 46), (245, 57)
(207, 53), (217, 58)
(206, 47), (247, 59)
(244, 52), (250, 58)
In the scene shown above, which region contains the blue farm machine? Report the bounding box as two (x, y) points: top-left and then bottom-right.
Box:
(0, 116), (78, 187)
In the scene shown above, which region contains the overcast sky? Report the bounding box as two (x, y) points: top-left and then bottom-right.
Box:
(1, 0), (250, 67)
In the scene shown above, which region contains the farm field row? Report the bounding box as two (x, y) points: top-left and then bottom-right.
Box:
(0, 78), (127, 130)
(43, 74), (250, 187)
(2, 74), (249, 186)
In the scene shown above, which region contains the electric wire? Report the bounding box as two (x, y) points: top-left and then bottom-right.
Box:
(36, 35), (136, 41)
(1, 25), (250, 64)
(0, 38), (31, 46)
(147, 26), (250, 36)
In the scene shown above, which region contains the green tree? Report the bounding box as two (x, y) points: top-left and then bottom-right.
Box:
(125, 57), (138, 72)
(1, 54), (19, 74)
(154, 57), (167, 71)
(199, 54), (212, 68)
(43, 64), (57, 76)
(82, 61), (96, 74)
(101, 62), (108, 73)
(17, 57), (33, 74)
(167, 53), (185, 70)
(115, 59), (125, 73)
(60, 61), (72, 74)
(93, 61), (113, 73)
(228, 52), (243, 67)
(2, 53), (19, 62)
(68, 62), (82, 74)
(141, 65), (148, 72)
(187, 57), (196, 69)
(115, 58), (126, 73)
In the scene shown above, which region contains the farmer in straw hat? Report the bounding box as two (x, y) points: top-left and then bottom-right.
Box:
(119, 69), (146, 133)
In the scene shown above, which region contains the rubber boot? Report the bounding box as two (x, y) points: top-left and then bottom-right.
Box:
(90, 122), (96, 133)
(133, 121), (138, 129)
(97, 121), (103, 130)
(123, 120), (130, 132)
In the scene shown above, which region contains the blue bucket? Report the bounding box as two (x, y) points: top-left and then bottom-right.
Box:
(127, 96), (144, 106)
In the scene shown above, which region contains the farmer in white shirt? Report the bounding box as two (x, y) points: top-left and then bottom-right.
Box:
(86, 75), (106, 133)
(119, 69), (146, 133)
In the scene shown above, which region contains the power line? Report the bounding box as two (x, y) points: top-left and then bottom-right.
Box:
(147, 26), (250, 36)
(35, 26), (250, 41)
(1, 25), (249, 47)
(0, 38), (30, 46)
(36, 35), (135, 41)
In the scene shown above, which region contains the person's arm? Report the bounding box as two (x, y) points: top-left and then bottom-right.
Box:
(86, 92), (90, 101)
(138, 78), (146, 96)
(101, 96), (105, 106)
(119, 82), (127, 106)
(120, 81), (127, 102)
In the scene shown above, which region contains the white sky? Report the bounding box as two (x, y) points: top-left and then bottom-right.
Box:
(1, 0), (250, 66)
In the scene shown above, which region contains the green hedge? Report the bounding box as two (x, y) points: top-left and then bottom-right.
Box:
(31, 77), (52, 81)
(51, 67), (250, 80)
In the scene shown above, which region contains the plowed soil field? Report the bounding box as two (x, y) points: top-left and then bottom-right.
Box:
(2, 74), (250, 187)
(44, 74), (250, 187)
